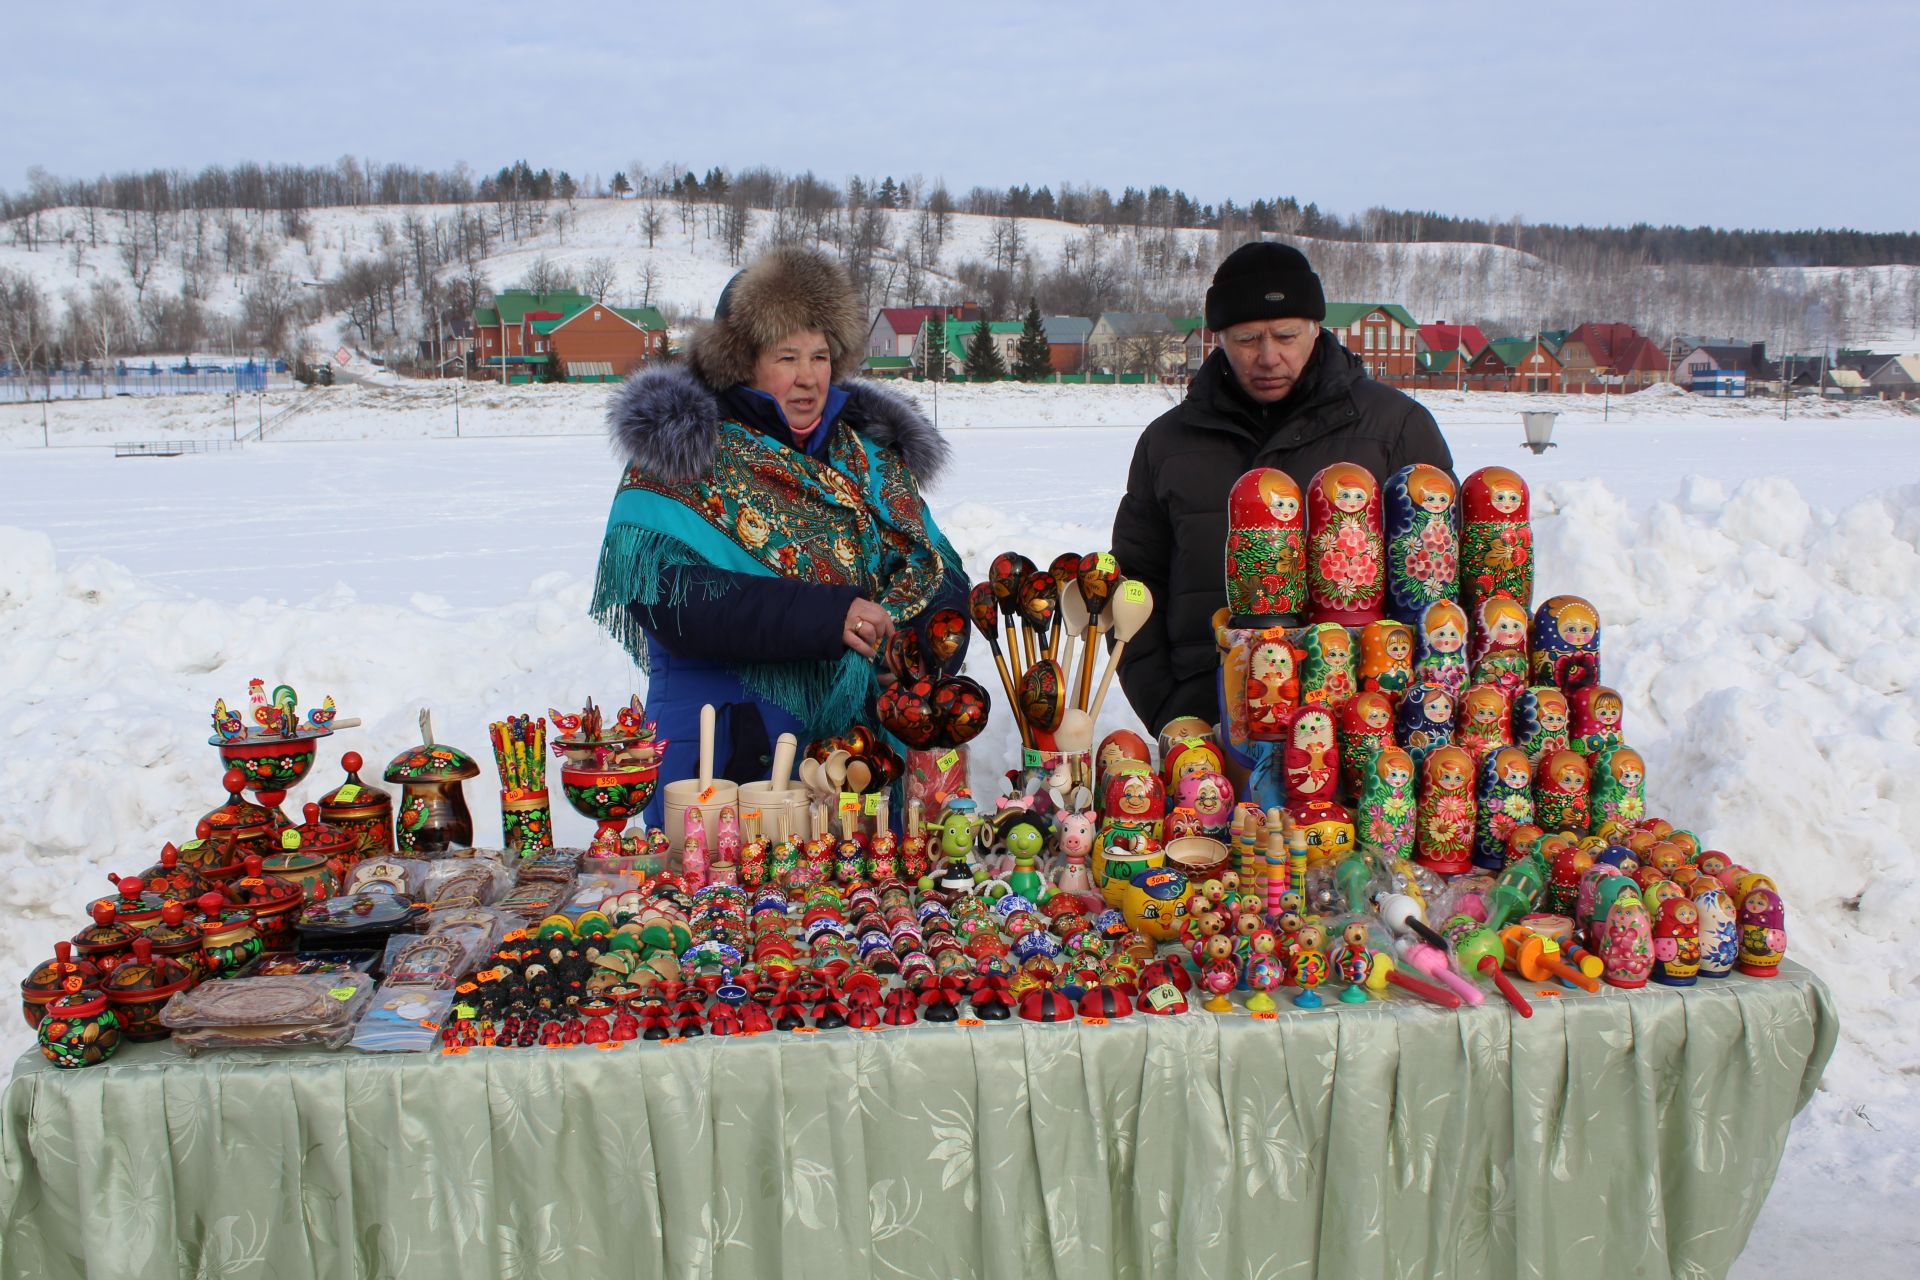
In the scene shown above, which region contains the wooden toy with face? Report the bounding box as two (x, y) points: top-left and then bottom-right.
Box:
(1454, 683), (1513, 766)
(1394, 682), (1456, 768)
(1244, 630), (1302, 742)
(1415, 745), (1476, 876)
(1736, 887), (1786, 976)
(1413, 600), (1471, 701)
(1590, 742), (1646, 829)
(1306, 462), (1386, 627)
(1283, 706), (1339, 808)
(1225, 467), (1308, 624)
(1512, 686), (1572, 766)
(1459, 466), (1533, 623)
(1570, 685), (1625, 757)
(1530, 596), (1602, 692)
(1358, 619), (1415, 700)
(1337, 691), (1396, 799)
(1173, 770), (1236, 839)
(1358, 746), (1417, 863)
(1600, 889), (1653, 989)
(1298, 622), (1357, 711)
(1532, 748), (1591, 837)
(1468, 594), (1531, 697)
(1383, 462), (1460, 626)
(1474, 745), (1536, 873)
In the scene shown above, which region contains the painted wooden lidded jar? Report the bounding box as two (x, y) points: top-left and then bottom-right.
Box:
(102, 939), (196, 1041)
(188, 770), (280, 882)
(20, 942), (102, 1032)
(37, 990), (122, 1070)
(318, 752), (395, 862)
(224, 856), (309, 952)
(384, 710), (481, 853)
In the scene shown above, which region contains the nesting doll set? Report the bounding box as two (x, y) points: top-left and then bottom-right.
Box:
(1282, 705), (1340, 808)
(1459, 466), (1533, 622)
(1454, 683), (1513, 766)
(1474, 746), (1536, 872)
(1337, 692), (1395, 800)
(1468, 594), (1532, 698)
(1394, 682), (1456, 769)
(1358, 620), (1415, 701)
(1412, 600), (1471, 700)
(1651, 897), (1701, 986)
(1414, 745), (1476, 876)
(1357, 746), (1417, 863)
(1570, 685), (1625, 757)
(1533, 748), (1591, 835)
(1382, 463), (1460, 626)
(1590, 742), (1646, 828)
(1512, 686), (1571, 766)
(1297, 622), (1357, 710)
(1306, 463), (1386, 626)
(1530, 595), (1601, 693)
(1225, 468), (1308, 626)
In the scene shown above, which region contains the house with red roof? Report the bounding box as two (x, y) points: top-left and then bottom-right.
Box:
(1417, 323), (1490, 361)
(1559, 323), (1671, 390)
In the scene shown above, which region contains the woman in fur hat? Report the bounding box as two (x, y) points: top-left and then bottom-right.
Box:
(592, 247), (968, 813)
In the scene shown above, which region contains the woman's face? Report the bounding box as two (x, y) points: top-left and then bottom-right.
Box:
(750, 328), (833, 436)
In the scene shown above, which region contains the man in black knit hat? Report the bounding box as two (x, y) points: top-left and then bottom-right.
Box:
(1110, 241), (1453, 734)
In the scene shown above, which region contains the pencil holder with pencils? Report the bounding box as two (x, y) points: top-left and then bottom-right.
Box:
(490, 715), (553, 855)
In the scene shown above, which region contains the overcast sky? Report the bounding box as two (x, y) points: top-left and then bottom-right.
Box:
(8, 0), (1914, 234)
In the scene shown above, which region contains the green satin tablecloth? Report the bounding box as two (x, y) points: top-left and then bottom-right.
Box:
(0, 963), (1834, 1280)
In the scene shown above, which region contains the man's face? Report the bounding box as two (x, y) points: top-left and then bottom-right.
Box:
(1221, 319), (1319, 404)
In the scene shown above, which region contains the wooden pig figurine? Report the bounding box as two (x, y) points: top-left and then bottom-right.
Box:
(1306, 462), (1386, 626)
(1357, 619), (1415, 702)
(1225, 467), (1308, 626)
(1358, 746), (1417, 863)
(1570, 685), (1625, 757)
(1533, 748), (1591, 836)
(1651, 896), (1701, 986)
(1512, 686), (1572, 767)
(1454, 683), (1513, 766)
(1382, 462), (1460, 625)
(1338, 691), (1396, 801)
(1414, 744), (1476, 877)
(1690, 884), (1739, 978)
(1530, 595), (1602, 693)
(1282, 705), (1340, 808)
(1394, 681), (1455, 770)
(1589, 742), (1646, 828)
(1412, 600), (1470, 701)
(1459, 466), (1533, 622)
(1474, 746), (1536, 873)
(1244, 629), (1302, 743)
(1736, 887), (1786, 976)
(1297, 622), (1357, 710)
(1468, 593), (1531, 698)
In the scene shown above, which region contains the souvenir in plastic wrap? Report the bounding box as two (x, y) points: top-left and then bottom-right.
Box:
(1691, 884), (1739, 978)
(1474, 747), (1536, 873)
(1651, 896), (1701, 986)
(1394, 681), (1455, 769)
(1357, 619), (1415, 701)
(1590, 742), (1647, 829)
(1382, 462), (1460, 625)
(36, 991), (122, 1070)
(1412, 600), (1470, 700)
(159, 972), (376, 1052)
(1737, 887), (1786, 977)
(1569, 685), (1626, 757)
(1337, 692), (1395, 800)
(1224, 467), (1307, 625)
(1415, 745), (1476, 876)
(1459, 466), (1533, 622)
(1454, 683), (1513, 766)
(1297, 622), (1358, 710)
(1468, 594), (1531, 697)
(1512, 686), (1572, 766)
(1533, 748), (1591, 835)
(318, 752), (395, 862)
(384, 710), (483, 853)
(1306, 462), (1386, 626)
(1358, 747), (1417, 863)
(1530, 595), (1602, 693)
(296, 891), (427, 952)
(1282, 705), (1340, 808)
(351, 986), (457, 1053)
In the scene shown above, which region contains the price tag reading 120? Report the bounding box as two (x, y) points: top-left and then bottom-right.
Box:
(1119, 580), (1147, 605)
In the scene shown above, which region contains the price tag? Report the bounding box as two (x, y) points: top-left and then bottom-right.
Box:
(839, 792), (861, 814)
(328, 986), (357, 1001)
(936, 750), (959, 773)
(442, 1045), (470, 1056)
(475, 968), (506, 984)
(791, 1027), (819, 1035)
(1022, 748), (1045, 770)
(1251, 1010), (1278, 1021)
(698, 785), (717, 804)
(281, 830), (301, 851)
(742, 809), (762, 823)
(455, 983), (478, 995)
(1144, 983), (1182, 1012)
(453, 1003), (477, 1020)
(956, 1018), (984, 1027)
(863, 793), (881, 817)
(1119, 580), (1148, 605)
(594, 1040), (624, 1051)
(663, 1035), (688, 1044)
(501, 929), (528, 943)
(332, 784), (362, 802)
(1093, 552), (1116, 574)
(1081, 1016), (1109, 1026)
(418, 1020), (441, 1031)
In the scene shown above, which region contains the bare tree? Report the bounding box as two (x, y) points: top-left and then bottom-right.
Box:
(580, 255), (619, 302)
(721, 189), (751, 266)
(637, 258), (660, 307)
(117, 222), (156, 305)
(519, 255), (571, 295)
(0, 270), (52, 381)
(639, 201), (665, 249)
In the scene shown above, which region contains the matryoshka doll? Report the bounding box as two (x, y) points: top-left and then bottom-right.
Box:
(1533, 749), (1591, 836)
(1337, 692), (1395, 800)
(1412, 600), (1470, 700)
(1394, 681), (1455, 770)
(1244, 629), (1302, 743)
(1468, 594), (1532, 698)
(1415, 745), (1476, 877)
(1095, 731), (1153, 802)
(1282, 706), (1340, 808)
(1454, 684), (1512, 766)
(1690, 884), (1739, 978)
(1099, 768), (1165, 856)
(1306, 462), (1386, 626)
(1530, 595), (1602, 693)
(1589, 742), (1646, 829)
(1570, 686), (1625, 757)
(1173, 770), (1236, 841)
(1383, 462), (1460, 625)
(1474, 746), (1536, 873)
(1651, 897), (1701, 986)
(1459, 466), (1533, 622)
(1545, 839), (1592, 916)
(1225, 467), (1308, 625)
(1357, 620), (1415, 702)
(1512, 686), (1571, 767)
(1358, 747), (1417, 864)
(1297, 623), (1358, 711)
(1600, 887), (1653, 989)
(1737, 887), (1786, 976)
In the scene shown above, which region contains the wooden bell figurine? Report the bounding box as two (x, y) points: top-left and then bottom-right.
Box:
(1459, 466), (1533, 623)
(1282, 705), (1340, 808)
(1454, 683), (1513, 766)
(1414, 744), (1476, 877)
(1358, 746), (1417, 864)
(1357, 619), (1415, 702)
(1412, 600), (1470, 701)
(1297, 622), (1357, 710)
(1589, 742), (1646, 829)
(1736, 886), (1786, 976)
(1529, 595), (1602, 693)
(1306, 462), (1386, 626)
(1244, 629), (1301, 743)
(1651, 896), (1701, 986)
(1600, 886), (1654, 988)
(1512, 686), (1572, 767)
(1474, 746), (1536, 873)
(1570, 685), (1625, 757)
(1532, 748), (1591, 836)
(1225, 467), (1308, 626)
(1337, 691), (1395, 800)
(1690, 883), (1739, 978)
(1468, 594), (1531, 698)
(1382, 462), (1460, 625)
(1394, 681), (1455, 770)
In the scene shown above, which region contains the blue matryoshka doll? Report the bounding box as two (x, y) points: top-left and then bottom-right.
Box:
(1393, 680), (1455, 770)
(1529, 595), (1602, 693)
(1383, 463), (1460, 626)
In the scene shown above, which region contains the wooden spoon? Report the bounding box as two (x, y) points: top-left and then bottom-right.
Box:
(1018, 658), (1068, 741)
(1075, 553), (1120, 712)
(845, 759), (873, 795)
(968, 581), (1027, 747)
(1057, 581), (1090, 710)
(1087, 579), (1155, 726)
(1016, 570), (1060, 667)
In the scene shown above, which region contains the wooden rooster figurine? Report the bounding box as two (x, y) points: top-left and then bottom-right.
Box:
(211, 699), (245, 741)
(248, 678), (275, 730)
(549, 707), (584, 736)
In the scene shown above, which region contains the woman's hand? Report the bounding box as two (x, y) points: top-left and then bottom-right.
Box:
(842, 598), (895, 659)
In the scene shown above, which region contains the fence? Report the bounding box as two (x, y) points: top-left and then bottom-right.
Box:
(112, 439), (243, 458)
(0, 364), (295, 403)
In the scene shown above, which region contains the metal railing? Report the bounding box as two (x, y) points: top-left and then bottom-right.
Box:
(113, 439), (242, 458)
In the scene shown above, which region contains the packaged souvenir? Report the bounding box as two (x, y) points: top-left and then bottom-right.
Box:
(350, 986), (457, 1054)
(160, 973), (375, 1052)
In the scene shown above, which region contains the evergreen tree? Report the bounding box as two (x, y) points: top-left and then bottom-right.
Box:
(963, 311), (1008, 381)
(919, 313), (947, 382)
(1013, 298), (1053, 382)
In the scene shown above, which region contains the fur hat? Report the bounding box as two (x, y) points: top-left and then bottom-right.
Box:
(687, 247), (866, 388)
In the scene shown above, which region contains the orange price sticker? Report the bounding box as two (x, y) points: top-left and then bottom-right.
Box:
(1081, 1016), (1110, 1026)
(594, 1040), (624, 1051)
(839, 792), (861, 813)
(1251, 1010), (1278, 1022)
(738, 1030), (764, 1038)
(956, 1018), (984, 1027)
(697, 785), (717, 804)
(1534, 989), (1562, 999)
(455, 983), (478, 995)
(791, 1027), (820, 1035)
(663, 1036), (688, 1044)
(502, 929), (529, 943)
(475, 968), (506, 984)
(418, 1020), (441, 1031)
(742, 810), (762, 823)
(442, 1045), (470, 1056)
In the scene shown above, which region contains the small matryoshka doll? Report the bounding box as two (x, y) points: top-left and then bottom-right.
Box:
(1095, 730), (1153, 802)
(1338, 692), (1396, 800)
(1601, 888), (1653, 989)
(1651, 897), (1700, 986)
(1530, 595), (1602, 693)
(1297, 622), (1358, 711)
(1173, 770), (1236, 841)
(1454, 683), (1513, 766)
(1459, 466), (1533, 622)
(1737, 887), (1786, 976)
(1282, 705), (1340, 808)
(1412, 600), (1470, 700)
(1474, 746), (1535, 873)
(1468, 593), (1532, 698)
(1244, 629), (1302, 743)
(1590, 742), (1646, 829)
(1358, 746), (1417, 863)
(1100, 768), (1165, 850)
(1690, 884), (1739, 978)
(1570, 686), (1626, 757)
(1533, 749), (1591, 836)
(1394, 681), (1455, 770)
(1225, 467), (1308, 625)
(1306, 462), (1386, 626)
(1357, 619), (1415, 702)
(1545, 839), (1593, 915)
(1415, 745), (1476, 877)
(1512, 686), (1572, 767)
(1383, 462), (1460, 625)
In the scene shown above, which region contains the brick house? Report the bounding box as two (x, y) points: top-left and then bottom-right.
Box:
(1324, 303), (1419, 379)
(1417, 323), (1490, 362)
(473, 290), (665, 382)
(1558, 323), (1671, 390)
(1467, 337), (1563, 393)
(1043, 315), (1093, 374)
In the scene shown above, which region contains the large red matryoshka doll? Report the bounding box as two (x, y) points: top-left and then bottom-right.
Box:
(1338, 692), (1395, 800)
(1225, 467), (1308, 626)
(1468, 594), (1531, 698)
(1459, 466), (1533, 622)
(1243, 628), (1302, 744)
(1737, 887), (1786, 976)
(1651, 897), (1701, 986)
(1394, 681), (1455, 770)
(1382, 463), (1460, 626)
(1530, 595), (1601, 693)
(1414, 745), (1476, 877)
(1357, 620), (1415, 703)
(1306, 462), (1386, 626)
(1412, 600), (1470, 700)
(1099, 768), (1165, 852)
(1533, 748), (1591, 836)
(1283, 705), (1340, 808)
(1513, 686), (1571, 767)
(1454, 683), (1513, 766)
(1570, 686), (1625, 758)
(1474, 746), (1535, 872)
(1297, 622), (1357, 711)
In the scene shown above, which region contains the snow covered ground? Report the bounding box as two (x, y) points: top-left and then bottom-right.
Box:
(1, 382), (1916, 1274)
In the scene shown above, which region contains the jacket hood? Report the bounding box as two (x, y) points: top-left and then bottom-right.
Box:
(607, 364), (951, 487)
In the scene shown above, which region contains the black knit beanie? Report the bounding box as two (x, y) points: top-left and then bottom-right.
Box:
(1204, 242), (1326, 332)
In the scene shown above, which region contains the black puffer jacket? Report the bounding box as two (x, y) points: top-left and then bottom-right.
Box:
(1110, 334), (1453, 733)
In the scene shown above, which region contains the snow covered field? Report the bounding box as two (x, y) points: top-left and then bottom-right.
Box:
(1, 382), (1916, 1274)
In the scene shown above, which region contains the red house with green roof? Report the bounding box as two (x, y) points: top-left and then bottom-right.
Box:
(473, 289), (667, 383)
(1324, 303), (1419, 379)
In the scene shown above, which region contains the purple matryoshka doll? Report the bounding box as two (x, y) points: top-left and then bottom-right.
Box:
(1589, 742), (1646, 829)
(1306, 462), (1386, 626)
(1297, 622), (1358, 711)
(1358, 746), (1417, 863)
(1243, 629), (1302, 744)
(1468, 593), (1532, 698)
(1736, 887), (1786, 976)
(1690, 883), (1739, 978)
(1533, 748), (1591, 836)
(1512, 686), (1572, 767)
(1337, 692), (1396, 801)
(1394, 681), (1455, 770)
(1459, 466), (1533, 623)
(1383, 463), (1460, 625)
(1412, 600), (1470, 701)
(1651, 897), (1701, 986)
(1600, 887), (1653, 989)
(1225, 468), (1308, 626)
(1474, 746), (1536, 873)
(1530, 595), (1602, 693)
(1173, 770), (1236, 841)
(1357, 619), (1415, 703)
(1454, 683), (1513, 767)
(1570, 686), (1626, 758)
(1415, 745), (1476, 877)
(1282, 705), (1340, 808)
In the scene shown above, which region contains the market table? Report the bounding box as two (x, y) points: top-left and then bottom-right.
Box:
(0, 962), (1833, 1280)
